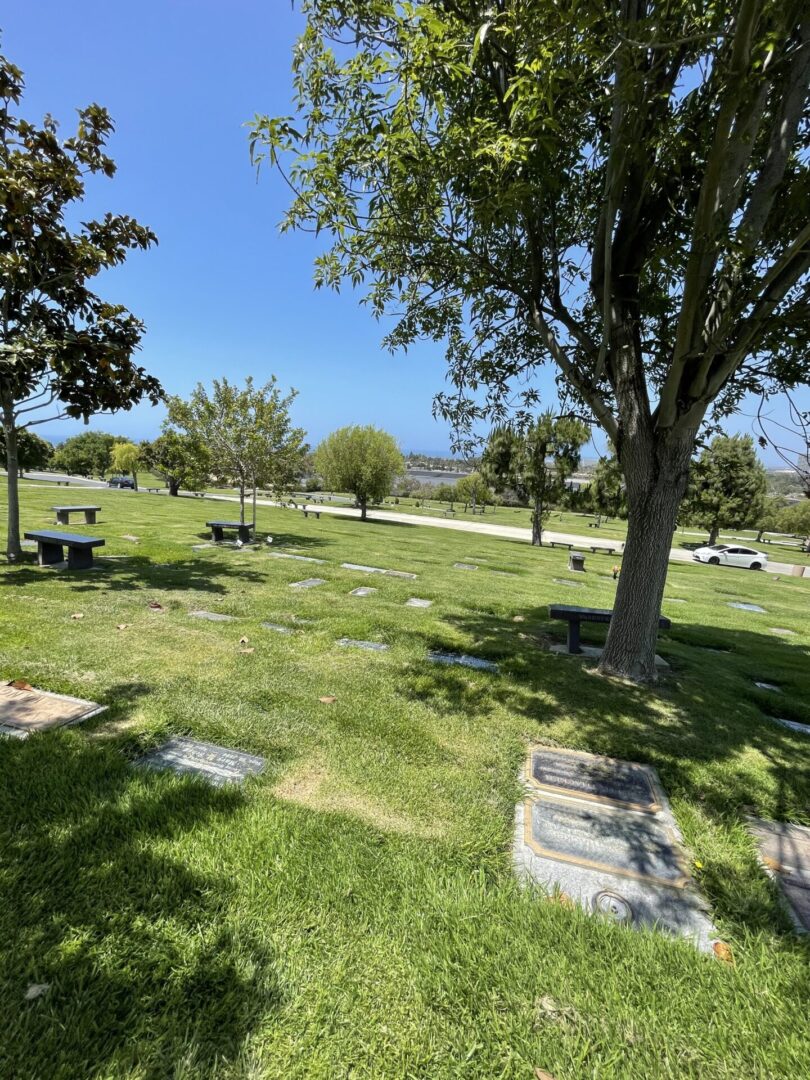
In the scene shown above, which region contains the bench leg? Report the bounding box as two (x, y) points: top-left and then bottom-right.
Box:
(85, 510), (97, 524)
(212, 526), (223, 542)
(56, 510), (69, 525)
(237, 524), (252, 543)
(38, 541), (64, 566)
(567, 620), (581, 655)
(68, 546), (94, 570)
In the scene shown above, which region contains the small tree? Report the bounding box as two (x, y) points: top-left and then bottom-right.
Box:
(590, 450), (626, 523)
(685, 435), (768, 545)
(141, 432), (209, 496)
(51, 431), (117, 478)
(753, 500), (787, 543)
(314, 426), (403, 521)
(779, 501), (810, 552)
(110, 441), (141, 490)
(483, 413), (589, 545)
(455, 471), (491, 513)
(0, 53), (161, 561)
(0, 429), (51, 477)
(168, 377), (307, 525)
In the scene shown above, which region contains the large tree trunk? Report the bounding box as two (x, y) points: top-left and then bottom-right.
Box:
(168, 478), (180, 496)
(360, 497), (367, 521)
(1, 398), (22, 563)
(708, 523), (719, 545)
(531, 496), (542, 546)
(599, 431), (693, 682)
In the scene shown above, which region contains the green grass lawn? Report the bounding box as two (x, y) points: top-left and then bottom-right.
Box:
(2, 485), (809, 1078)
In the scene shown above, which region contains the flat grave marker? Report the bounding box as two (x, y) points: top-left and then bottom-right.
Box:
(350, 586), (377, 597)
(754, 681), (781, 692)
(268, 552), (326, 564)
(514, 746), (716, 950)
(748, 817), (810, 932)
(406, 598), (432, 608)
(453, 562), (478, 571)
(336, 638), (389, 652)
(553, 578), (584, 588)
(428, 651), (498, 672)
(341, 562), (416, 579)
(189, 610), (235, 622)
(261, 622), (293, 634)
(524, 794), (689, 889)
(290, 578), (326, 589)
(0, 683), (106, 737)
(526, 747), (662, 813)
(770, 627), (796, 636)
(771, 716), (810, 736)
(137, 736), (265, 787)
(729, 602), (766, 613)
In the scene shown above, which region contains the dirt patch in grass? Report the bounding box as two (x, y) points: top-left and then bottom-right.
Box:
(273, 761), (444, 838)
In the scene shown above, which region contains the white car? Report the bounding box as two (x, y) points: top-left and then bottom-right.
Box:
(692, 544), (768, 570)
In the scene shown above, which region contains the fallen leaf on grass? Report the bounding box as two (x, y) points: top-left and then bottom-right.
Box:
(70, 613), (84, 620)
(239, 647), (255, 654)
(319, 696), (337, 704)
(513, 615), (525, 623)
(762, 856), (782, 872)
(551, 892), (575, 910)
(534, 1070), (556, 1080)
(712, 941), (735, 965)
(239, 636), (249, 645)
(24, 983), (50, 1001)
(8, 679), (33, 691)
(148, 602), (164, 611)
(115, 624), (130, 631)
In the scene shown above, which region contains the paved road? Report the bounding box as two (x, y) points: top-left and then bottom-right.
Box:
(14, 470), (107, 488)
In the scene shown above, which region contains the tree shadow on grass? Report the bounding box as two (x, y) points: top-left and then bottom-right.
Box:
(0, 734), (283, 1079)
(4, 556), (268, 596)
(397, 601), (810, 940)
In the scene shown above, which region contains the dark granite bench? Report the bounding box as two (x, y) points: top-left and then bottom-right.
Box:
(301, 508), (321, 519)
(589, 545), (618, 555)
(206, 520), (254, 543)
(549, 541), (574, 551)
(549, 604), (671, 655)
(24, 530), (105, 570)
(51, 505), (101, 525)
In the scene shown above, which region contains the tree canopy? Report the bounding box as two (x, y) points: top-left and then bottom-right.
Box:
(51, 431), (117, 478)
(141, 431), (210, 497)
(167, 377), (307, 524)
(314, 425), (404, 519)
(684, 434), (768, 544)
(483, 413), (589, 543)
(0, 50), (161, 559)
(0, 427), (51, 473)
(110, 441), (141, 490)
(254, 0), (809, 681)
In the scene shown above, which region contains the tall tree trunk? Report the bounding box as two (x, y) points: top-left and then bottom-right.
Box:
(360, 497), (367, 521)
(599, 431), (693, 682)
(169, 478), (180, 496)
(239, 481), (245, 524)
(1, 397), (22, 563)
(708, 524), (719, 545)
(252, 479), (257, 529)
(133, 469), (139, 492)
(531, 496), (543, 546)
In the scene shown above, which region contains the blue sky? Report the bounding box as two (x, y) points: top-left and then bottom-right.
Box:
(3, 1), (806, 464)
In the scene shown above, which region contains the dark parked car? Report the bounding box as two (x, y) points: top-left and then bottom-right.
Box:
(108, 476), (135, 489)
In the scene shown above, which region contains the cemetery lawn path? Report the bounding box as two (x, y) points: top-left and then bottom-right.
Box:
(1, 485), (809, 1079)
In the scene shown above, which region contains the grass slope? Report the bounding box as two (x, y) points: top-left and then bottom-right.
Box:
(1, 486), (809, 1079)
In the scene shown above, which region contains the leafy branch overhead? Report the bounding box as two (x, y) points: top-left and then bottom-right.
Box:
(250, 1), (809, 444)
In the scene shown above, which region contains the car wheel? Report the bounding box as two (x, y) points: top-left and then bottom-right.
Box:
(708, 556), (720, 565)
(750, 561), (761, 571)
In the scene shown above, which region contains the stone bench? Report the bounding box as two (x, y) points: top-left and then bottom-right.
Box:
(549, 603), (671, 655)
(51, 505), (101, 525)
(443, 509), (456, 517)
(301, 508), (321, 519)
(589, 545), (618, 555)
(549, 541), (573, 551)
(206, 520), (254, 543)
(24, 530), (105, 570)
